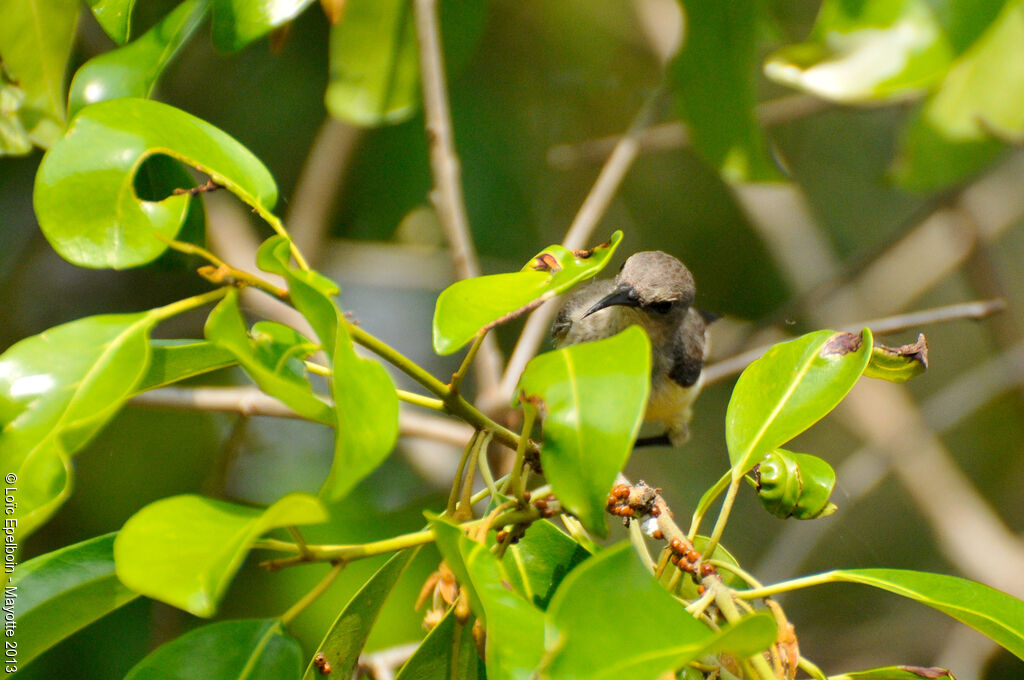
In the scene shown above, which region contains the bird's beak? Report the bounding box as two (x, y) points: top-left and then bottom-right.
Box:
(582, 284), (640, 318)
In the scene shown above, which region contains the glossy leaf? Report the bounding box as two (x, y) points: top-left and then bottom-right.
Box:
(829, 568), (1024, 662)
(303, 549), (418, 679)
(831, 667), (956, 680)
(516, 326), (650, 535)
(502, 518), (591, 610)
(257, 235), (341, 354)
(0, 312), (159, 536)
(431, 517), (545, 680)
(764, 0), (952, 104)
(34, 98), (277, 268)
(0, 0), (78, 148)
(69, 0), (210, 119)
(893, 0), (1024, 191)
(11, 533), (140, 669)
(124, 618), (303, 680)
(393, 607), (485, 680)
(114, 492), (327, 617)
(251, 321), (319, 382)
(863, 334), (929, 383)
(134, 340), (238, 393)
(326, 0), (419, 126)
(205, 290), (335, 425)
(433, 231), (623, 355)
(212, 0), (315, 52)
(669, 0), (778, 181)
(322, 319), (399, 502)
(544, 542), (777, 680)
(86, 0), (137, 44)
(726, 329), (872, 477)
(754, 449), (837, 520)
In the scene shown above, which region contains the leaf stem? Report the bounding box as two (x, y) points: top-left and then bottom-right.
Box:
(280, 560), (345, 625)
(688, 469), (733, 539)
(155, 234), (288, 299)
(710, 579), (778, 680)
(733, 572), (840, 600)
(506, 405), (536, 504)
(397, 389), (446, 410)
(253, 208), (312, 272)
(449, 330), (486, 396)
(447, 430), (481, 516)
(151, 287), (229, 322)
(797, 657), (829, 680)
(701, 476), (742, 560)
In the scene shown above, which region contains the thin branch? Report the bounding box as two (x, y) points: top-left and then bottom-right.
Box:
(413, 0), (504, 401)
(702, 298), (1007, 386)
(498, 85), (668, 397)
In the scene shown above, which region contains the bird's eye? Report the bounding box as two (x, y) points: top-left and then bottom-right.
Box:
(648, 300), (673, 314)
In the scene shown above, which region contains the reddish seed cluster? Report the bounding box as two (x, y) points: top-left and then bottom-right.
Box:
(667, 536), (717, 580)
(313, 652), (332, 675)
(532, 494), (557, 518)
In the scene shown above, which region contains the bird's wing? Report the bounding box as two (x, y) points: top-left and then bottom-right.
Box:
(668, 307), (707, 387)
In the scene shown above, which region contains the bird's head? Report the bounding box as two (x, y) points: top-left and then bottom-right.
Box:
(583, 251), (695, 319)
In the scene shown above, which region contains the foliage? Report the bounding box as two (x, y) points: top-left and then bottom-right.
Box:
(2, 1), (1024, 679)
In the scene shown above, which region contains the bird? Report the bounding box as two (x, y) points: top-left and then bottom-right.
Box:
(551, 251), (709, 447)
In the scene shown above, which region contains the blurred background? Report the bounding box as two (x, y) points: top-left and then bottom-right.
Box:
(2, 0), (1024, 678)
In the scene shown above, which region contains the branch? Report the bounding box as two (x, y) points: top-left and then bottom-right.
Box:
(498, 85), (668, 397)
(702, 298), (1007, 386)
(413, 0), (504, 402)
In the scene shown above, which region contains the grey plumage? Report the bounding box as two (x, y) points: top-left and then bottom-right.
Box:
(552, 251), (709, 447)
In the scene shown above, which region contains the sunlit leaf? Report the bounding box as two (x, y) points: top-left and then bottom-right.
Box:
(433, 232), (622, 355)
(827, 569), (1024, 662)
(34, 98), (277, 268)
(303, 549), (418, 679)
(0, 0), (79, 148)
(69, 0), (210, 119)
(205, 290), (335, 425)
(502, 519), (591, 610)
(124, 618), (303, 679)
(212, 0), (315, 52)
(115, 492), (327, 617)
(764, 0), (952, 103)
(726, 329), (872, 477)
(831, 666), (956, 680)
(0, 312), (159, 536)
(326, 0), (419, 126)
(516, 326), (650, 536)
(85, 0), (137, 44)
(393, 607), (485, 680)
(669, 0), (779, 181)
(134, 340), (237, 393)
(431, 517), (546, 680)
(544, 542), (776, 680)
(12, 533), (140, 670)
(893, 0), (1024, 191)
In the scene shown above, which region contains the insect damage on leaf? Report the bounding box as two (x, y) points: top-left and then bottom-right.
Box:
(531, 253), (562, 272)
(819, 331), (863, 357)
(876, 334), (929, 370)
(899, 666), (954, 679)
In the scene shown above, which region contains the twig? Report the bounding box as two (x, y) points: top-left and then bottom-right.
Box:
(702, 298), (1007, 386)
(547, 93), (830, 168)
(498, 85), (668, 397)
(413, 0), (504, 401)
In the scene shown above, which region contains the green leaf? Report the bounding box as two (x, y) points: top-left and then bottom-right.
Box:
(34, 98), (277, 269)
(501, 519), (591, 610)
(204, 290), (335, 425)
(828, 568), (1024, 662)
(433, 232), (623, 355)
(124, 618), (303, 680)
(0, 65), (33, 155)
(0, 312), (159, 536)
(393, 607), (485, 680)
(134, 340), (238, 393)
(68, 0), (210, 119)
(0, 0), (79, 148)
(212, 0), (315, 52)
(515, 326), (651, 536)
(326, 0), (419, 126)
(764, 0), (952, 104)
(303, 549), (419, 680)
(669, 0), (779, 181)
(831, 667), (956, 680)
(257, 235), (341, 355)
(85, 0), (137, 44)
(431, 517), (545, 680)
(725, 328), (872, 477)
(863, 334), (929, 383)
(754, 449), (837, 520)
(114, 492), (327, 617)
(11, 533), (140, 670)
(544, 542), (776, 680)
(893, 0), (1024, 191)
(322, 319), (399, 503)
